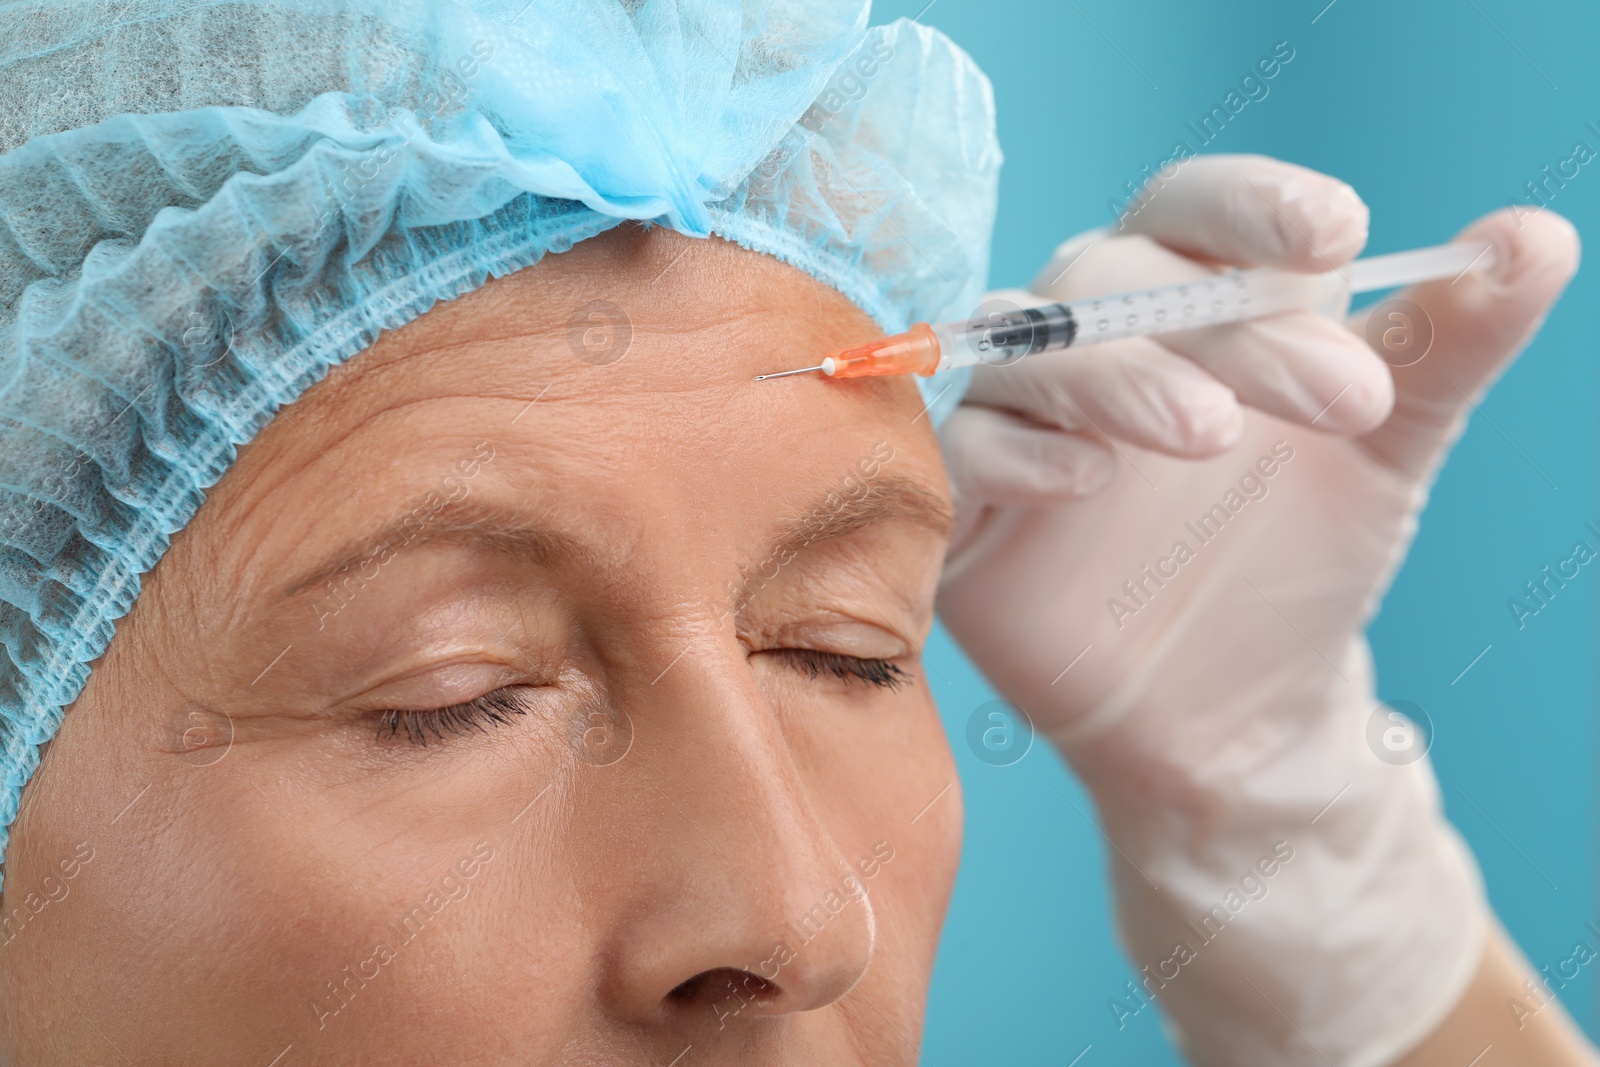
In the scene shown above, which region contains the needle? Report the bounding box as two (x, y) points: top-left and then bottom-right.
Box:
(751, 365), (827, 381)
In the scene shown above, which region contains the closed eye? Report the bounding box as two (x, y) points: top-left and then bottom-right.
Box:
(375, 687), (531, 746)
(372, 650), (906, 748)
(772, 649), (908, 689)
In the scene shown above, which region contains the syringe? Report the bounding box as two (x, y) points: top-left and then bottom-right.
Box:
(753, 241), (1496, 381)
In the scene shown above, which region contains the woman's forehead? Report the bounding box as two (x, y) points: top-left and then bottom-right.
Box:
(196, 229), (951, 594)
(298, 227), (923, 429)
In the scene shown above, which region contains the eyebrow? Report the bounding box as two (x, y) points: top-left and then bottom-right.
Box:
(278, 500), (587, 601)
(770, 472), (954, 557)
(277, 473), (953, 603)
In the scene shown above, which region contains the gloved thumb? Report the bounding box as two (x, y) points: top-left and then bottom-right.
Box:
(1352, 208), (1580, 480)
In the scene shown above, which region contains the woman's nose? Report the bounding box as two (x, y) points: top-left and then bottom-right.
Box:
(593, 655), (877, 1027)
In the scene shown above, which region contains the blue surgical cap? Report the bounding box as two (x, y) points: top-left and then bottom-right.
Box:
(0, 0), (1000, 883)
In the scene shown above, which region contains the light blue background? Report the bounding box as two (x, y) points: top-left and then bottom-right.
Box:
(874, 0), (1600, 1062)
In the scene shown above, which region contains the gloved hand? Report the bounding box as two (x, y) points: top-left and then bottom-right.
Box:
(936, 154), (1581, 1065)
(940, 154), (1386, 549)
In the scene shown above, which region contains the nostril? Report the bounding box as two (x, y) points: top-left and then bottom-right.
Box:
(668, 967), (776, 1007)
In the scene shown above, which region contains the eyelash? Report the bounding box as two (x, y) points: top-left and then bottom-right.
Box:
(373, 651), (906, 747)
(375, 688), (529, 746)
(776, 649), (908, 690)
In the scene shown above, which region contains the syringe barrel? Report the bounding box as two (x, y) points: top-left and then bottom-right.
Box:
(934, 268), (1351, 372)
(931, 303), (1076, 371)
(1067, 268), (1348, 345)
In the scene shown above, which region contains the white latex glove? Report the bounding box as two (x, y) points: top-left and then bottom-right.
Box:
(937, 154), (1581, 1066)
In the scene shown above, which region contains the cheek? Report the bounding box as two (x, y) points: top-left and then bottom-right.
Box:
(0, 682), (594, 1063)
(0, 695), (319, 1057)
(799, 689), (961, 1049)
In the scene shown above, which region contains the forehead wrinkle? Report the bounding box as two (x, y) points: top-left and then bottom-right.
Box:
(333, 244), (764, 364)
(324, 315), (777, 422)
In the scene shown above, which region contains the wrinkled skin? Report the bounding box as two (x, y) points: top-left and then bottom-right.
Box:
(0, 227), (963, 1066)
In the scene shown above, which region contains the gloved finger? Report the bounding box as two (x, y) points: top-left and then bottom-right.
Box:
(1354, 208), (1581, 480)
(1112, 154), (1369, 273)
(964, 335), (1243, 457)
(940, 403), (1118, 505)
(1021, 232), (1393, 435)
(1159, 309), (1395, 434)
